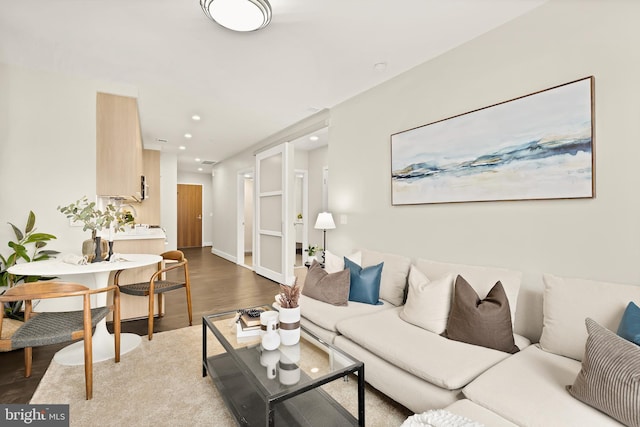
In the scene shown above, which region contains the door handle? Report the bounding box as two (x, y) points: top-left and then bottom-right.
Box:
(197, 214), (202, 219)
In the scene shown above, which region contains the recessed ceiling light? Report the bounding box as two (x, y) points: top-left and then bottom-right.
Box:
(195, 158), (201, 162)
(184, 133), (192, 139)
(198, 167), (203, 172)
(309, 135), (319, 141)
(179, 146), (187, 150)
(192, 115), (201, 121)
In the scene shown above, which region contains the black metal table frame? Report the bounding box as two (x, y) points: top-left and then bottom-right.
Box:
(202, 311), (365, 426)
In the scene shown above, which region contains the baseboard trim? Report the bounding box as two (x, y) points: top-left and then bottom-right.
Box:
(211, 247), (236, 263)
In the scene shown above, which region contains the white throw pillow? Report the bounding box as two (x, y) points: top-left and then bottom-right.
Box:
(399, 266), (454, 334)
(324, 250), (362, 273)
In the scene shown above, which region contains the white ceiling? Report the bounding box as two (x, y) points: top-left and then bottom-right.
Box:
(0, 0), (546, 173)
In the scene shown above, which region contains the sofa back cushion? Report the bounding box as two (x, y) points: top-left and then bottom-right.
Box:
(360, 249), (411, 306)
(324, 250), (362, 274)
(414, 259), (521, 326)
(540, 273), (640, 361)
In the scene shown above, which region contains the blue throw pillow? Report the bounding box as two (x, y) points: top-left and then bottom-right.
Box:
(617, 301), (640, 346)
(344, 257), (384, 305)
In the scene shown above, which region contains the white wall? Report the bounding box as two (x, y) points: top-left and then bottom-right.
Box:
(244, 178), (254, 251)
(0, 63), (180, 259)
(160, 152), (178, 251)
(307, 146), (328, 248)
(0, 63), (139, 257)
(328, 0), (640, 340)
(177, 171), (213, 246)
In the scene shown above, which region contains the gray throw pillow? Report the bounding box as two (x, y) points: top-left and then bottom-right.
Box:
(301, 260), (350, 306)
(442, 275), (519, 354)
(567, 318), (640, 427)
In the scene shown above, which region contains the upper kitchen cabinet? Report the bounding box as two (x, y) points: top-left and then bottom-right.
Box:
(96, 92), (144, 200)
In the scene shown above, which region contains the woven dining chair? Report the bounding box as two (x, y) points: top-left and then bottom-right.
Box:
(114, 250), (192, 340)
(0, 281), (121, 400)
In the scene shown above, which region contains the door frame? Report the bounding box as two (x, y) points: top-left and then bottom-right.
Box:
(236, 168), (255, 269)
(294, 169), (309, 265)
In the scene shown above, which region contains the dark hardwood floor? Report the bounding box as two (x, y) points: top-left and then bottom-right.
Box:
(0, 247), (280, 404)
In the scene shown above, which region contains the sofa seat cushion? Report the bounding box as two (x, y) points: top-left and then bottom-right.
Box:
(299, 294), (392, 333)
(463, 345), (625, 426)
(336, 307), (529, 390)
(445, 400), (518, 427)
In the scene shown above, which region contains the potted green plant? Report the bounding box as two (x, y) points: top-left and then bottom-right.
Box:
(305, 244), (322, 263)
(0, 211), (59, 321)
(57, 196), (133, 262)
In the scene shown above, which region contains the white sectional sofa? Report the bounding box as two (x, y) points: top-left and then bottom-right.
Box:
(299, 249), (640, 426)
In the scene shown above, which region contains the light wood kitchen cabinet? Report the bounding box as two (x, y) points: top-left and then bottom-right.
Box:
(133, 149), (161, 225)
(96, 92), (144, 200)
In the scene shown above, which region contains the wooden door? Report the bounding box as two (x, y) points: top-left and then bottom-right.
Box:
(177, 184), (202, 248)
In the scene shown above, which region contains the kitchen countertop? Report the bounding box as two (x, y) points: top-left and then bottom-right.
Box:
(98, 227), (166, 241)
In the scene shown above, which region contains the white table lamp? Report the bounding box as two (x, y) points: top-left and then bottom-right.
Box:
(314, 212), (336, 266)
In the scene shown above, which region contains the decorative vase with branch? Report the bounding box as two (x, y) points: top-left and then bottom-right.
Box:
(57, 196), (134, 262)
(278, 279), (301, 345)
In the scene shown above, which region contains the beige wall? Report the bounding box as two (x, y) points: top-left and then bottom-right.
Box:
(0, 63), (138, 255)
(307, 146), (328, 248)
(329, 0), (640, 340)
(0, 63), (180, 255)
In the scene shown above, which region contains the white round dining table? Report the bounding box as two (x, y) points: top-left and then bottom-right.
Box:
(7, 253), (162, 366)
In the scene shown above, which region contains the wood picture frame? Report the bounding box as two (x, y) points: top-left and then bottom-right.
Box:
(391, 76), (595, 205)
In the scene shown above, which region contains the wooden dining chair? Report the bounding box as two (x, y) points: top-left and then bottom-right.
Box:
(0, 281), (121, 400)
(114, 250), (192, 340)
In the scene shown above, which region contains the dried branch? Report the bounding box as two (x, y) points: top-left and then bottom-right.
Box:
(279, 278), (301, 309)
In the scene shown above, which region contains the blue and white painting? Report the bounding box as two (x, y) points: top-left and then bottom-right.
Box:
(391, 77), (594, 205)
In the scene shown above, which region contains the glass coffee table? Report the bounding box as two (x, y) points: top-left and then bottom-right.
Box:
(202, 308), (365, 426)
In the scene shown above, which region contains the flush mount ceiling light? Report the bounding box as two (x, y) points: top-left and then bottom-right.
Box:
(200, 0), (272, 32)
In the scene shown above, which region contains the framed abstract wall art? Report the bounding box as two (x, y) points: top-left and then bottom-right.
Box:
(391, 76), (595, 205)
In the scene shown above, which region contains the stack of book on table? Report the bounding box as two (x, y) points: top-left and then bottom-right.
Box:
(236, 307), (265, 338)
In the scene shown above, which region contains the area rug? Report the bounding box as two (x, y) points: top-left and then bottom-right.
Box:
(31, 325), (411, 426)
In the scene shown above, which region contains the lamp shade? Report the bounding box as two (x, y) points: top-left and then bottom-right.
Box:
(200, 0), (272, 32)
(314, 212), (336, 230)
